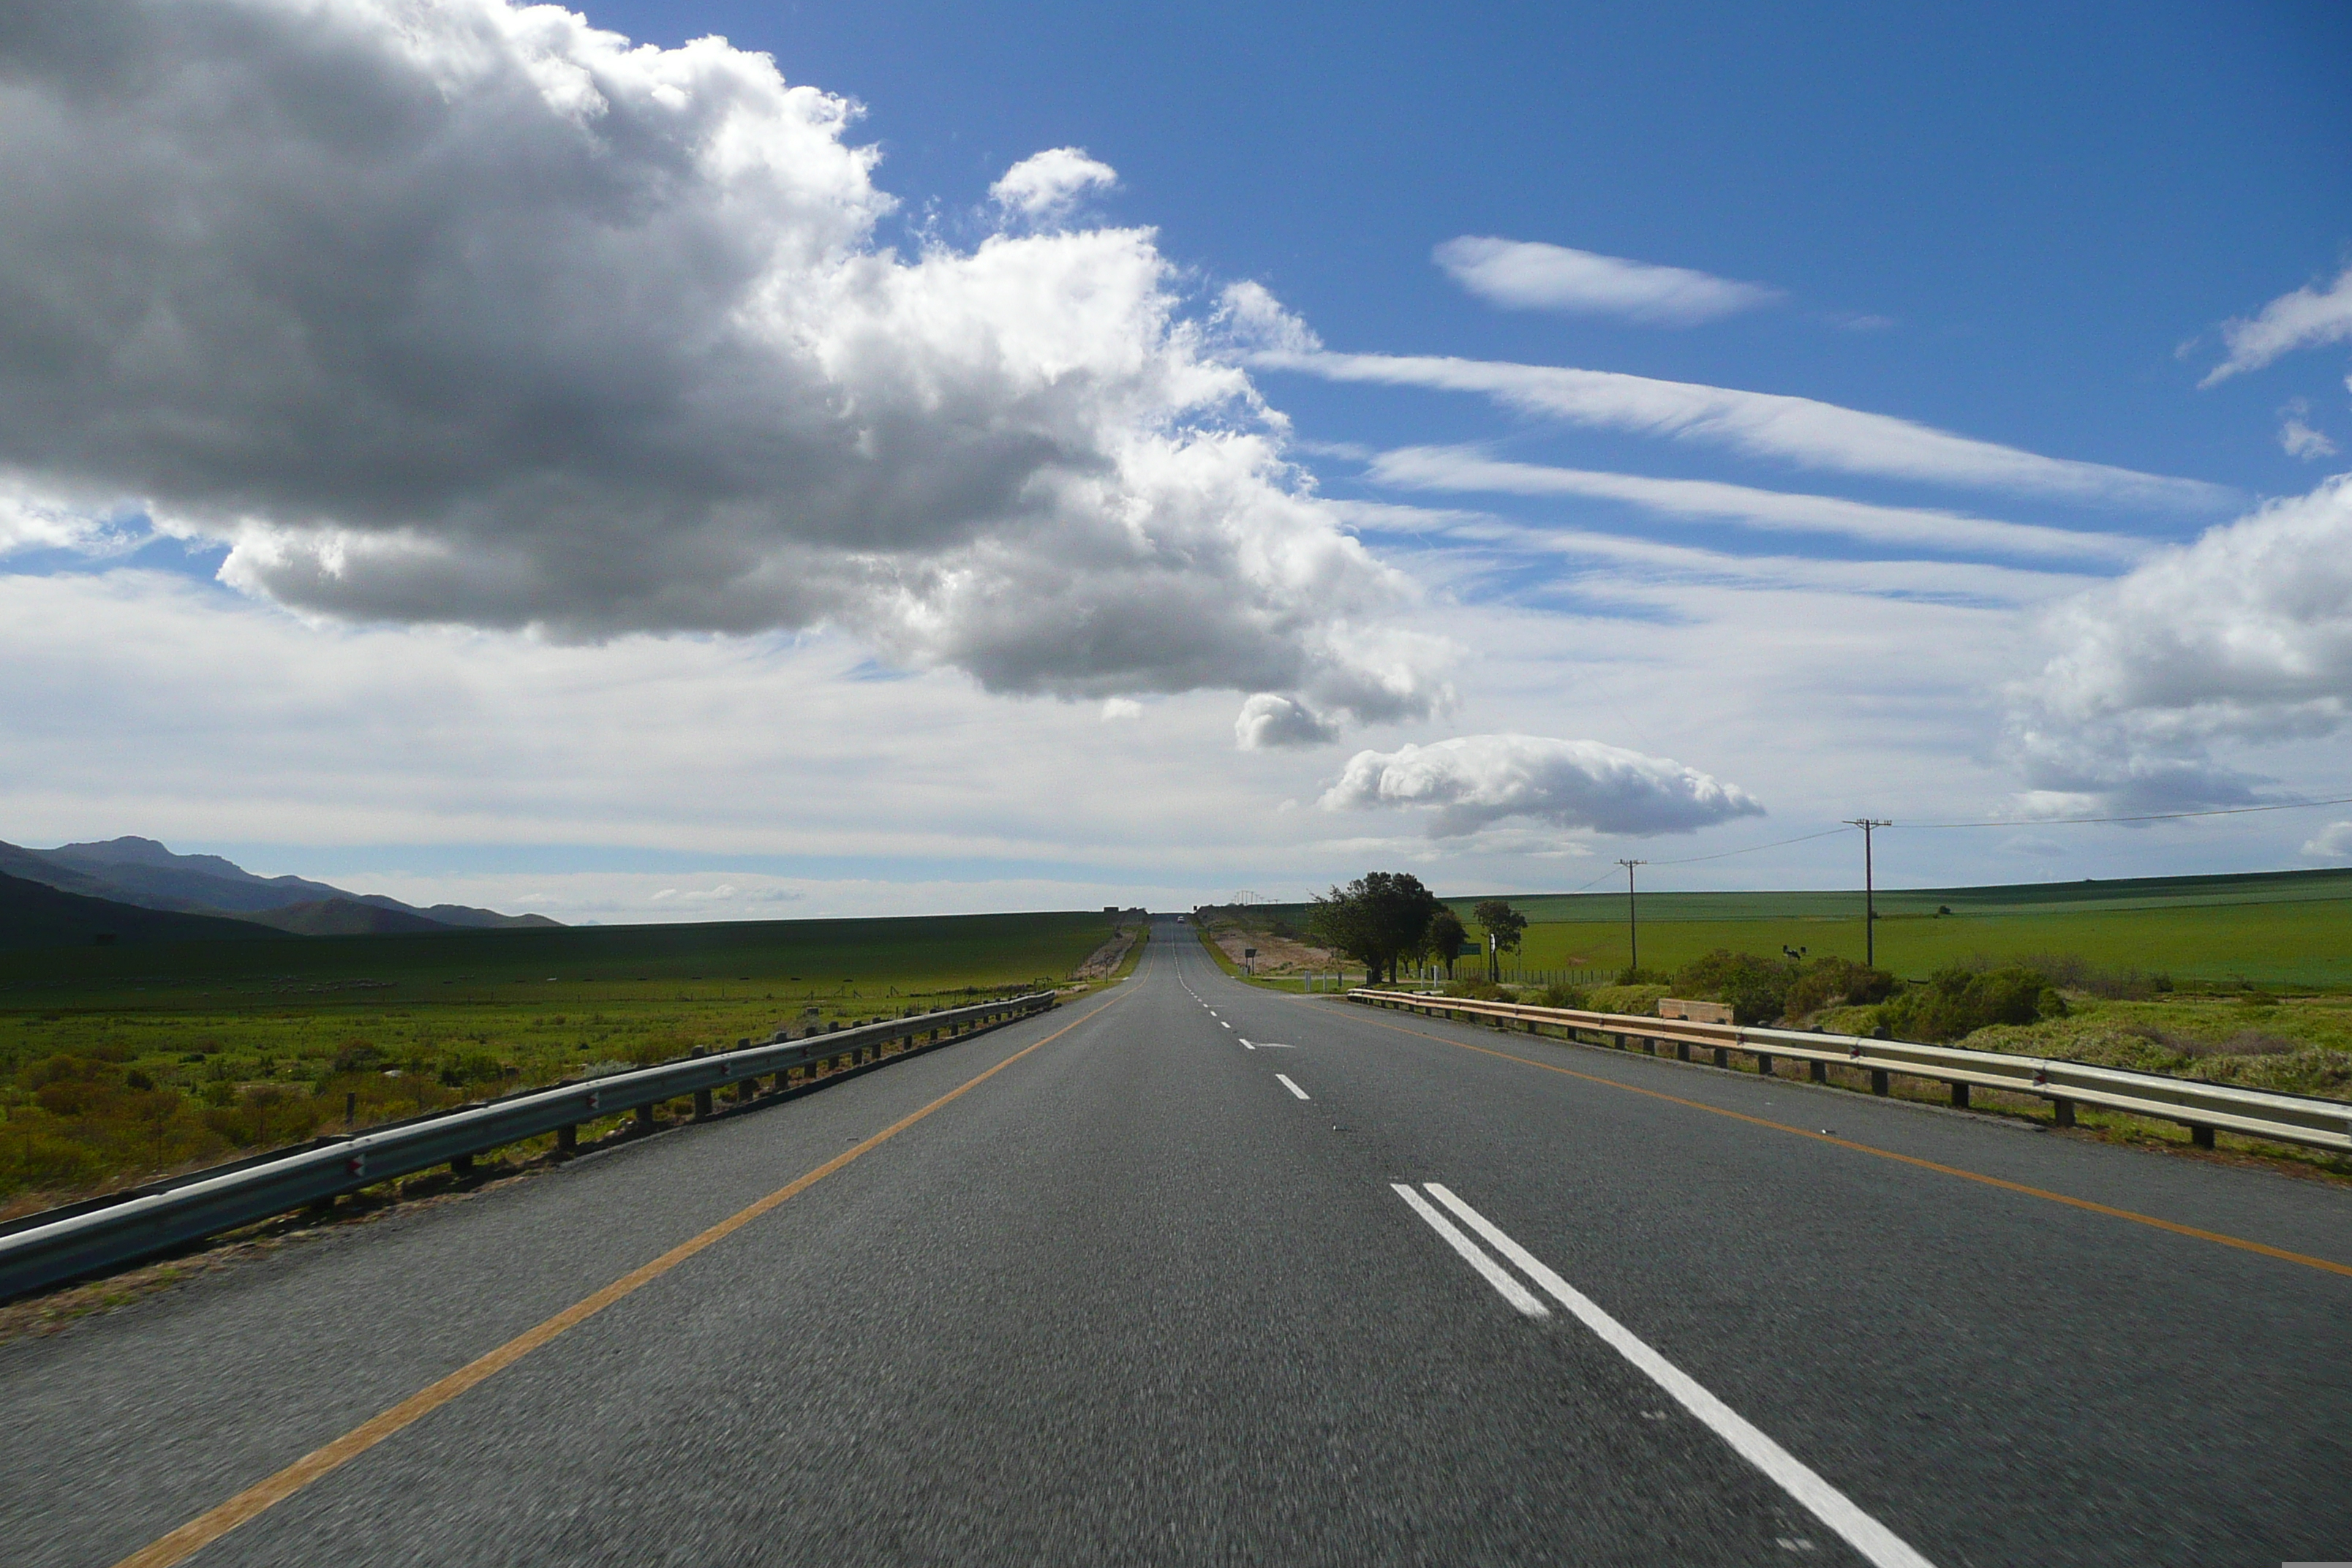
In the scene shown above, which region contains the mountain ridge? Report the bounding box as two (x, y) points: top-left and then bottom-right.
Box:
(0, 837), (558, 933)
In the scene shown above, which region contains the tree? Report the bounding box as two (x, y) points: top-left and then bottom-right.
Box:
(1471, 900), (1527, 981)
(1309, 872), (1443, 984)
(1426, 906), (1468, 981)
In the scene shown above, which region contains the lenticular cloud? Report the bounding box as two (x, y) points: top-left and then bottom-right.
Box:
(0, 0), (1443, 735)
(1319, 734), (1765, 837)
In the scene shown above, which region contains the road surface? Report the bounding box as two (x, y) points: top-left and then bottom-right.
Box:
(4, 916), (2348, 1565)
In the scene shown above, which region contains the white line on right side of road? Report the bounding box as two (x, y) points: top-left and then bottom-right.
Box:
(1421, 1183), (1938, 1568)
(1390, 1184), (1548, 1317)
(1275, 1073), (1310, 1100)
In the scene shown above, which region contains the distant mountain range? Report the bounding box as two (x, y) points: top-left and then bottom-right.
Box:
(0, 837), (559, 941)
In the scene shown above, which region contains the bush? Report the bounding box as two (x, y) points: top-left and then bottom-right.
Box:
(1615, 967), (1670, 986)
(1783, 956), (1897, 1019)
(1528, 981), (1588, 1010)
(1441, 977), (1506, 1000)
(1586, 983), (1670, 1017)
(1876, 967), (2067, 1044)
(1675, 949), (1795, 1025)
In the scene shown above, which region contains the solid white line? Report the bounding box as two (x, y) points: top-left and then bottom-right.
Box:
(1391, 1184), (1549, 1318)
(1422, 1184), (1938, 1568)
(1275, 1073), (1310, 1100)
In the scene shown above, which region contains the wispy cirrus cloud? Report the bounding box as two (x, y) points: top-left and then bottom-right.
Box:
(1434, 237), (1782, 325)
(1364, 446), (2150, 565)
(1250, 349), (2231, 509)
(2201, 265), (2352, 385)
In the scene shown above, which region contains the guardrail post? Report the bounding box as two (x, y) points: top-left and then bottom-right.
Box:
(556, 1123), (576, 1156)
(1714, 1046), (1730, 1068)
(635, 1101), (657, 1131)
(1809, 1060), (1827, 1084)
(1755, 1051), (1774, 1078)
(1950, 1082), (1970, 1109)
(2191, 1126), (2216, 1149)
(451, 1153), (473, 1180)
(2052, 1099), (2075, 1128)
(1869, 1070), (1889, 1096)
(1676, 1041), (1691, 1063)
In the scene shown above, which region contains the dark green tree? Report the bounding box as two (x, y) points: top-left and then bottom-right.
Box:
(1310, 872), (1444, 984)
(1471, 900), (1528, 981)
(1425, 906), (1469, 981)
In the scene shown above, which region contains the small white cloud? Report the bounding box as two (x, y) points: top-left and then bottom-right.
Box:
(1213, 282), (1322, 356)
(2204, 265), (2352, 385)
(1234, 693), (1340, 750)
(2304, 821), (2352, 859)
(990, 147), (1117, 220)
(1100, 697), (1142, 721)
(2280, 414), (2337, 460)
(1434, 237), (1782, 326)
(1318, 733), (1765, 837)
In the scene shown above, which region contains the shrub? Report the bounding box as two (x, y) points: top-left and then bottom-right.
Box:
(1675, 949), (1796, 1025)
(1528, 981), (1588, 1010)
(1586, 983), (1671, 1017)
(332, 1040), (384, 1074)
(1783, 956), (1897, 1019)
(1441, 977), (1506, 1000)
(1876, 967), (2067, 1044)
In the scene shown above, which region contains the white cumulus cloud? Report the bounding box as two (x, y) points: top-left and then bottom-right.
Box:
(2008, 475), (2352, 807)
(1435, 237), (1782, 325)
(2202, 265), (2352, 385)
(1235, 693), (1341, 750)
(989, 146), (1117, 220)
(2303, 821), (2352, 859)
(0, 0), (1442, 736)
(1318, 733), (1764, 837)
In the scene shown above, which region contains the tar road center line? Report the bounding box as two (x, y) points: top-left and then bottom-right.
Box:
(1275, 1073), (1311, 1100)
(1419, 1183), (1939, 1568)
(1390, 1183), (1548, 1317)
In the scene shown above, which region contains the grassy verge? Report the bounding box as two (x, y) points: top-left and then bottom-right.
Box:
(0, 910), (1116, 1215)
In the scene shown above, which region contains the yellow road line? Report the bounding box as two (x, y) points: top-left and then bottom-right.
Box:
(113, 992), (1129, 1568)
(1344, 1007), (2352, 1281)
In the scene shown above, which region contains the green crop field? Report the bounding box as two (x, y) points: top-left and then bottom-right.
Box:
(1226, 867), (2352, 988)
(0, 910), (1127, 1211)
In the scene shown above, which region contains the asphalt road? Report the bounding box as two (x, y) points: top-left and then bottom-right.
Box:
(4, 917), (2349, 1566)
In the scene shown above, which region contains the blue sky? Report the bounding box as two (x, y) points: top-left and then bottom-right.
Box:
(0, 0), (2347, 920)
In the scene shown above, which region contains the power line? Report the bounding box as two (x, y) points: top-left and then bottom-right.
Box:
(1647, 826), (1855, 866)
(1899, 794), (2352, 829)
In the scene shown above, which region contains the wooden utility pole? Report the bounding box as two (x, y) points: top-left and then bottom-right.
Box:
(1844, 819), (1891, 967)
(1616, 859), (1646, 973)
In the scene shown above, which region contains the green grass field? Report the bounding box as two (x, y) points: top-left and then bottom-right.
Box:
(1234, 868), (2352, 988)
(0, 911), (1124, 1210)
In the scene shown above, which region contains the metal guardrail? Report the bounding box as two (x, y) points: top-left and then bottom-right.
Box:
(1349, 989), (2352, 1156)
(0, 992), (1056, 1303)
